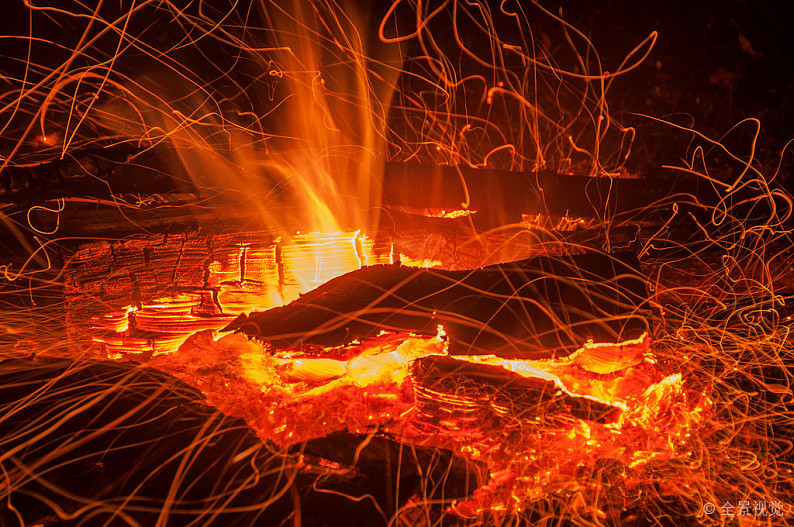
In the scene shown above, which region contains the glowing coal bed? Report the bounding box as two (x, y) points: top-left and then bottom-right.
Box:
(12, 225), (794, 526)
(148, 327), (709, 519)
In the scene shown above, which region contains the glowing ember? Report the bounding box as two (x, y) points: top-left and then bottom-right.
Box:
(146, 326), (708, 518)
(67, 230), (392, 357)
(389, 206), (478, 219)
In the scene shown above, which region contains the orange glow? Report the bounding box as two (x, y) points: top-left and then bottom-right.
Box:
(390, 205), (478, 218)
(2, 1), (791, 525)
(77, 231), (393, 357)
(145, 328), (707, 517)
(522, 213), (594, 231)
(281, 231), (387, 298)
(397, 254), (443, 268)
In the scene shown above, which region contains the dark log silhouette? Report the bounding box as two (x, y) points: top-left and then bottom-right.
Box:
(225, 251), (649, 357)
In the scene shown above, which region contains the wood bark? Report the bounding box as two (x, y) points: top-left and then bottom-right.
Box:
(224, 251), (649, 357)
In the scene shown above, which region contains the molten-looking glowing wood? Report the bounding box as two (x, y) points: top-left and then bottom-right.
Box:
(65, 230), (392, 357)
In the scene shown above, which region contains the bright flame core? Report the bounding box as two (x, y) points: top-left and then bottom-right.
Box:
(161, 1), (402, 242)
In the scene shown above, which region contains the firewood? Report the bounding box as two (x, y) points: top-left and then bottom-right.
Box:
(225, 251), (649, 357)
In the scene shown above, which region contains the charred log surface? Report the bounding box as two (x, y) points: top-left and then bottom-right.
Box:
(225, 251), (649, 357)
(383, 163), (692, 227)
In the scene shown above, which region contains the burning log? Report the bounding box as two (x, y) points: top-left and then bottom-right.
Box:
(65, 229), (649, 358)
(225, 251), (649, 357)
(64, 230), (394, 356)
(5, 150), (712, 249)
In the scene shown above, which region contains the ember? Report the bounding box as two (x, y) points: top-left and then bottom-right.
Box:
(1, 1), (793, 526)
(146, 327), (708, 519)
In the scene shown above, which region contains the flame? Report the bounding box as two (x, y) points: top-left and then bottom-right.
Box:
(146, 1), (403, 244)
(2, 1), (791, 525)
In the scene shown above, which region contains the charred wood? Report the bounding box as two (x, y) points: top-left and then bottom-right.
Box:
(225, 251), (649, 357)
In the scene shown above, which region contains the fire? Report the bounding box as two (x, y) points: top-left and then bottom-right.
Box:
(0, 1), (792, 526)
(58, 221), (792, 523)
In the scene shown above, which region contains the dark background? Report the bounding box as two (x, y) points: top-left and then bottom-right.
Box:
(554, 0), (794, 186)
(1, 0), (792, 174)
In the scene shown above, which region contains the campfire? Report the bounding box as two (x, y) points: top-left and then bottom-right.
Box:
(1, 1), (793, 526)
